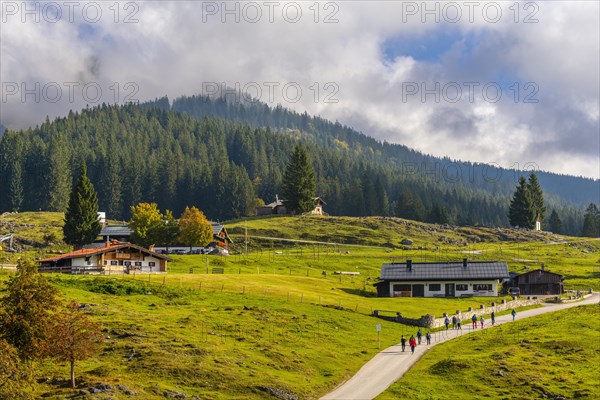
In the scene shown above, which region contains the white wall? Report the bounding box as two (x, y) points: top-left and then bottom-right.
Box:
(390, 280), (499, 297)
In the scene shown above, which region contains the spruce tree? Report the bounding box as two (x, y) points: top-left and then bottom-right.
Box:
(283, 144), (316, 214)
(9, 161), (23, 212)
(582, 203), (600, 237)
(63, 163), (102, 247)
(548, 209), (563, 234)
(527, 172), (546, 221)
(508, 176), (535, 229)
(47, 136), (72, 212)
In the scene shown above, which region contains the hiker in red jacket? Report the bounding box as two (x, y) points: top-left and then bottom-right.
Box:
(409, 335), (417, 354)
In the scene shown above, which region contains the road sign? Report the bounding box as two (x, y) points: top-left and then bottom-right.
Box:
(376, 324), (381, 332)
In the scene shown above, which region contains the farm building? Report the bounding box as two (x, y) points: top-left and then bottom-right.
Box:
(89, 223), (231, 251)
(38, 241), (171, 274)
(211, 223), (232, 250)
(375, 259), (510, 298)
(512, 267), (563, 295)
(256, 196), (327, 216)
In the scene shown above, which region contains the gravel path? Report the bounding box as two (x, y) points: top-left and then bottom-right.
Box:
(320, 293), (599, 400)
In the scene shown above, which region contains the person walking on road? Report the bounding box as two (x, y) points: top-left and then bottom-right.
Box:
(511, 309), (517, 321)
(444, 316), (450, 330)
(452, 315), (457, 329)
(471, 314), (478, 329)
(479, 316), (485, 329)
(456, 318), (462, 330)
(426, 332), (431, 345)
(491, 311), (496, 326)
(417, 328), (423, 344)
(400, 335), (406, 352)
(409, 335), (417, 354)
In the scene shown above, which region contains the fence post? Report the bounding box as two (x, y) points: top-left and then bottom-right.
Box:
(221, 283), (224, 293)
(301, 293), (304, 303)
(242, 286), (245, 295)
(199, 281), (202, 291)
(162, 276), (165, 285)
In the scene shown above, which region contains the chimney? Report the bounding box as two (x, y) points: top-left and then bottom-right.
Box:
(407, 259), (412, 271)
(463, 258), (468, 268)
(541, 264), (545, 271)
(149, 245), (155, 252)
(105, 241), (110, 248)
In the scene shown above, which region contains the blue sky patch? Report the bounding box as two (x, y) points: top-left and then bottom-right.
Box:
(382, 27), (474, 64)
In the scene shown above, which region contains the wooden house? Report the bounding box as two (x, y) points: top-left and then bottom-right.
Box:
(513, 267), (563, 295)
(256, 196), (326, 216)
(375, 259), (509, 298)
(39, 241), (171, 274)
(256, 195), (288, 215)
(211, 223), (232, 250)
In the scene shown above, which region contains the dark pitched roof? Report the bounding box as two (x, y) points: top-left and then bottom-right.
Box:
(380, 261), (509, 281)
(517, 269), (562, 278)
(100, 225), (132, 236)
(39, 242), (172, 263)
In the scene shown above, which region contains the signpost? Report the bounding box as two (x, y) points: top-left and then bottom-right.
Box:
(376, 324), (381, 349)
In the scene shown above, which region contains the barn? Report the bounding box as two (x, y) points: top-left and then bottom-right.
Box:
(513, 267), (563, 295)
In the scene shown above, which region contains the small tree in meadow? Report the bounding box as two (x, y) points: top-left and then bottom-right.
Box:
(49, 301), (103, 388)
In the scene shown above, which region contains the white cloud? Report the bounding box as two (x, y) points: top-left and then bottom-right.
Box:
(1, 1), (598, 178)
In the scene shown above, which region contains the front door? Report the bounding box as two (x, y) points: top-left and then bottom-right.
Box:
(412, 284), (425, 297)
(445, 283), (455, 297)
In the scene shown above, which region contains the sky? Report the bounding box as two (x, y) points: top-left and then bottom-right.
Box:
(1, 1), (599, 179)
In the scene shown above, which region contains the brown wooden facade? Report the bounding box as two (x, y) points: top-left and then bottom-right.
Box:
(513, 269), (563, 295)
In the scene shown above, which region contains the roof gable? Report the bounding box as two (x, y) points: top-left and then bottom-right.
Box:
(40, 242), (172, 263)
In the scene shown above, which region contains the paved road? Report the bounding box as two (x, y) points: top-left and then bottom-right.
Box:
(320, 293), (600, 400)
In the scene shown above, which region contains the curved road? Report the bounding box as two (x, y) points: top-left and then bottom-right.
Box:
(321, 293), (600, 400)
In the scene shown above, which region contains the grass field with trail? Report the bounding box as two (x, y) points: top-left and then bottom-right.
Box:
(376, 304), (600, 400)
(0, 212), (598, 398)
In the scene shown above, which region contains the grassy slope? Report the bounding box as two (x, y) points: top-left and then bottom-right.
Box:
(1, 273), (407, 399)
(1, 213), (598, 398)
(376, 304), (600, 400)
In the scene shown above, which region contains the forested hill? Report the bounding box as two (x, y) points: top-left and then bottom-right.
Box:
(0, 98), (595, 236)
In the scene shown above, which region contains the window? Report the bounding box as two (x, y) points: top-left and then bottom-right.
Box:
(149, 262), (156, 267)
(135, 262), (142, 267)
(125, 262), (131, 267)
(456, 284), (468, 291)
(393, 284), (411, 292)
(104, 261), (108, 266)
(473, 284), (492, 291)
(429, 284), (441, 291)
(110, 261), (118, 266)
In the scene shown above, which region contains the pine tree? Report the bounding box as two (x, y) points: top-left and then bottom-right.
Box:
(547, 209), (563, 234)
(283, 144), (316, 214)
(508, 176), (535, 229)
(47, 136), (72, 212)
(427, 202), (450, 224)
(396, 189), (425, 221)
(527, 173), (546, 221)
(582, 203), (599, 237)
(8, 161), (23, 212)
(63, 163), (102, 247)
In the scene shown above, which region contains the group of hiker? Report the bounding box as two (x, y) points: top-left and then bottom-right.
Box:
(400, 309), (518, 354)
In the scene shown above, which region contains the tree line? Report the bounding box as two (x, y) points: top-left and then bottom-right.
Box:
(0, 99), (594, 236)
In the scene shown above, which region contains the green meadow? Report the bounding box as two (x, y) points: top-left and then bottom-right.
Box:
(377, 304), (600, 400)
(0, 212), (598, 398)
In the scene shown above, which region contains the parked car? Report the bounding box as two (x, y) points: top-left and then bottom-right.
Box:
(509, 287), (521, 297)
